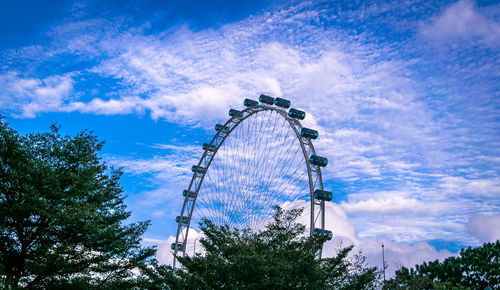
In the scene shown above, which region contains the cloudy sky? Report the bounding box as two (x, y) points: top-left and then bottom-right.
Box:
(1, 0), (499, 276)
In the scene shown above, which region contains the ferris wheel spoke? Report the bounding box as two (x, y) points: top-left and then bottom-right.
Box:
(277, 148), (307, 201)
(269, 142), (303, 199)
(225, 127), (246, 226)
(203, 159), (226, 222)
(246, 112), (276, 209)
(231, 112), (277, 225)
(253, 115), (289, 190)
(232, 112), (271, 226)
(217, 129), (241, 225)
(202, 172), (228, 225)
(256, 125), (300, 208)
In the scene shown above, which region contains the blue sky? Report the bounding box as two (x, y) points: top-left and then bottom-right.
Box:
(1, 0), (499, 274)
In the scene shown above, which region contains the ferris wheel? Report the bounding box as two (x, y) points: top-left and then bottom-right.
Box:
(172, 95), (333, 266)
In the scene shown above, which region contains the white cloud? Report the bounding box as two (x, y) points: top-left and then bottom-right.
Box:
(419, 0), (500, 45)
(150, 144), (199, 151)
(341, 196), (439, 215)
(151, 210), (166, 218)
(1, 4), (430, 130)
(336, 183), (490, 245)
(107, 155), (194, 177)
(66, 97), (145, 115)
(1, 2), (473, 178)
(438, 176), (500, 197)
(466, 215), (500, 242)
(0, 72), (74, 118)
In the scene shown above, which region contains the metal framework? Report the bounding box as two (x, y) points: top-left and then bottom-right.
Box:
(173, 100), (328, 267)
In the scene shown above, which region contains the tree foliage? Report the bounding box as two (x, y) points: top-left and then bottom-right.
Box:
(384, 240), (500, 289)
(0, 119), (155, 288)
(140, 207), (380, 289)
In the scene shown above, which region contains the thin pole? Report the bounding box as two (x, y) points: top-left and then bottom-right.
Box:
(382, 243), (386, 284)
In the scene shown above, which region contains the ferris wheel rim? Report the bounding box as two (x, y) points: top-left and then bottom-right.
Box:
(173, 103), (326, 266)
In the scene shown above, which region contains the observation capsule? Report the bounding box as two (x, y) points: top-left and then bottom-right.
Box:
(244, 98), (259, 107)
(229, 109), (244, 117)
(259, 94), (275, 105)
(192, 165), (205, 174)
(215, 124), (229, 132)
(202, 143), (216, 151)
(309, 155), (328, 167)
(314, 189), (333, 201)
(274, 97), (291, 109)
(171, 243), (184, 250)
(313, 228), (333, 240)
(183, 190), (197, 198)
(176, 216), (190, 224)
(301, 128), (318, 139)
(288, 108), (306, 120)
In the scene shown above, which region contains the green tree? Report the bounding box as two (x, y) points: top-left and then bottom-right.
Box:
(140, 207), (380, 289)
(384, 240), (500, 289)
(0, 119), (155, 288)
